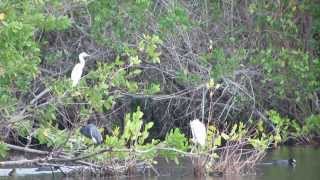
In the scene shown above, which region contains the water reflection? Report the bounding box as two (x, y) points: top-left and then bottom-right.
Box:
(0, 146), (319, 180)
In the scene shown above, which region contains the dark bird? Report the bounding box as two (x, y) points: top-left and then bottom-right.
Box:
(262, 158), (296, 167)
(8, 168), (16, 176)
(80, 123), (103, 144)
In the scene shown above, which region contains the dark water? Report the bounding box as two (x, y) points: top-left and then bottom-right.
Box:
(259, 146), (320, 180)
(1, 146), (319, 180)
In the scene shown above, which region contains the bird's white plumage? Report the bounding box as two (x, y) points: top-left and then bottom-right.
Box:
(90, 128), (97, 144)
(71, 52), (90, 86)
(71, 63), (85, 86)
(190, 119), (206, 146)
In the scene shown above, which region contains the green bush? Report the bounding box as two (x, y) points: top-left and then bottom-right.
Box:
(160, 128), (189, 164)
(0, 0), (71, 115)
(89, 0), (151, 50)
(254, 48), (319, 101)
(303, 115), (320, 135)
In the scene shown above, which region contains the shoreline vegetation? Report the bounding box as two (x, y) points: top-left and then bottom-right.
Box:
(0, 0), (319, 178)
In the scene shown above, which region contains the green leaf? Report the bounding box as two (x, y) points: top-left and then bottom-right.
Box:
(0, 142), (9, 159)
(130, 56), (141, 65)
(159, 128), (189, 163)
(221, 133), (229, 140)
(213, 136), (221, 146)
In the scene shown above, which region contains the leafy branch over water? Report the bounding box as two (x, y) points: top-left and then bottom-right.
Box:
(0, 108), (275, 176)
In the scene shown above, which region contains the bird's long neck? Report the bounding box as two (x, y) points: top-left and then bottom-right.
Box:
(79, 55), (86, 65)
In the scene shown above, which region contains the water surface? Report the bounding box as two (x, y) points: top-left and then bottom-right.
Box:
(0, 146), (319, 180)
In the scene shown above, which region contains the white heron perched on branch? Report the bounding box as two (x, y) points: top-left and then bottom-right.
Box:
(190, 119), (207, 147)
(71, 52), (90, 86)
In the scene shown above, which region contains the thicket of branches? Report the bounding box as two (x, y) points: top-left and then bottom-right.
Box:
(0, 0), (320, 153)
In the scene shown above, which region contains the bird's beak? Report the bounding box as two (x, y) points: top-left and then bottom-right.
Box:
(85, 55), (91, 60)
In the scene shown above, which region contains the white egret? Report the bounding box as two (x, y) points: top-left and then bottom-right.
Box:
(190, 119), (206, 147)
(71, 52), (90, 86)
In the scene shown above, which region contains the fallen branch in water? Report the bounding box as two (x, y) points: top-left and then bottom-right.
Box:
(1, 142), (195, 177)
(1, 143), (130, 168)
(52, 147), (130, 162)
(0, 158), (46, 166)
(5, 143), (49, 155)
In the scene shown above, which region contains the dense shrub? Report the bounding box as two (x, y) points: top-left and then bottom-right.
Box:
(0, 0), (319, 154)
